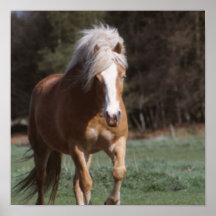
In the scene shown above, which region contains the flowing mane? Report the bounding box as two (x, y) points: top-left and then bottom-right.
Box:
(63, 24), (128, 91)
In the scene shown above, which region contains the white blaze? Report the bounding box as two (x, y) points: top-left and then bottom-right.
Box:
(101, 63), (120, 117)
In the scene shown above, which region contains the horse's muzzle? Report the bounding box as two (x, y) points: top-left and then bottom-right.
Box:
(105, 110), (121, 127)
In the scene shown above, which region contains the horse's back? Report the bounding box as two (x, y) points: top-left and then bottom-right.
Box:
(30, 74), (62, 114)
(33, 74), (62, 95)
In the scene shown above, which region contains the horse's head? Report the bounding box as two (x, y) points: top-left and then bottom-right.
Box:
(94, 43), (126, 127)
(64, 25), (127, 126)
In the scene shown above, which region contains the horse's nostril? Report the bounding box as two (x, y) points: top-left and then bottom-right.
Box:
(113, 114), (117, 121)
(117, 110), (122, 122)
(105, 110), (121, 125)
(105, 111), (110, 119)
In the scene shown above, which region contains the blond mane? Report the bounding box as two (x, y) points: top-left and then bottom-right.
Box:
(63, 24), (128, 91)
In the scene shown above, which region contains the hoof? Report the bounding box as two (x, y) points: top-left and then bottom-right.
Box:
(104, 198), (120, 205)
(36, 200), (43, 205)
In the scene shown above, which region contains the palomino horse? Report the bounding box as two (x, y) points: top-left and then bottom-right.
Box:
(15, 24), (128, 205)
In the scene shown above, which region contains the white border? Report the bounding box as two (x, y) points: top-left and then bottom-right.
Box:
(0, 0), (216, 215)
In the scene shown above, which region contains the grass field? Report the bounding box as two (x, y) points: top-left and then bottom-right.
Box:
(11, 135), (205, 205)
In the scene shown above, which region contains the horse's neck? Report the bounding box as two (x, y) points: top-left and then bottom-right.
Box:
(60, 66), (104, 113)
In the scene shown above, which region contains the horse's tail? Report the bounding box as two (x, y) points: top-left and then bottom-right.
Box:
(13, 150), (62, 204)
(46, 151), (62, 204)
(13, 151), (37, 202)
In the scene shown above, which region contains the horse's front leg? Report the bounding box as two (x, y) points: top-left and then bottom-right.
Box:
(73, 154), (92, 205)
(105, 137), (127, 205)
(71, 146), (92, 205)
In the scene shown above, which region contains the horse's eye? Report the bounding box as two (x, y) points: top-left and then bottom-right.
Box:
(95, 76), (100, 82)
(95, 74), (103, 83)
(121, 75), (127, 81)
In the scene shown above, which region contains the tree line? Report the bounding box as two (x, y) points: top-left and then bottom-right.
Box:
(11, 11), (205, 131)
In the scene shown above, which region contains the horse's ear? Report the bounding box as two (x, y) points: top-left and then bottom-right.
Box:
(94, 44), (100, 53)
(113, 42), (122, 54)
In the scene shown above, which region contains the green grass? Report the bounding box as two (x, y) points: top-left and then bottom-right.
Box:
(11, 135), (205, 205)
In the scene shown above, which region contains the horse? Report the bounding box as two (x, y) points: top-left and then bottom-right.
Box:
(14, 24), (128, 205)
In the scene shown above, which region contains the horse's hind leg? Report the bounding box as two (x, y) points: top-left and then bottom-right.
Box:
(73, 154), (92, 205)
(34, 146), (50, 205)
